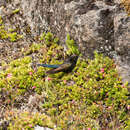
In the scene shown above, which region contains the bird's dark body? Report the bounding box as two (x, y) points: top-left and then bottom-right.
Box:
(37, 55), (78, 74)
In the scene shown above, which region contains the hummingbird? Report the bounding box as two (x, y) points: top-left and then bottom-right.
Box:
(37, 55), (78, 74)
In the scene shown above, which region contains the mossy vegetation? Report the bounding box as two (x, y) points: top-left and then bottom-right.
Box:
(3, 110), (54, 129)
(12, 8), (20, 14)
(0, 16), (23, 42)
(66, 34), (80, 55)
(0, 19), (129, 129)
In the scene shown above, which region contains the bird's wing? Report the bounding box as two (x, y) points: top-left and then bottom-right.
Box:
(47, 62), (71, 74)
(37, 64), (59, 68)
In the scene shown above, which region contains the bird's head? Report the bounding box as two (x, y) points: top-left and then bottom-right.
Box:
(68, 54), (78, 63)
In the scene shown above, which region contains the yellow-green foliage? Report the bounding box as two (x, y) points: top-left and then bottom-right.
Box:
(66, 34), (80, 55)
(0, 33), (129, 129)
(0, 16), (2, 24)
(12, 9), (20, 14)
(0, 16), (23, 42)
(24, 43), (43, 55)
(7, 111), (54, 129)
(40, 32), (59, 46)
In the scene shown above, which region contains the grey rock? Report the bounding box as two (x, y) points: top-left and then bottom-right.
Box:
(34, 125), (53, 130)
(114, 6), (130, 85)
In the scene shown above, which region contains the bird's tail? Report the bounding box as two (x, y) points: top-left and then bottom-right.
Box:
(37, 64), (59, 68)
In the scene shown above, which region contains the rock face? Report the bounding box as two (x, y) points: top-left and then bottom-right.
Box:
(114, 2), (130, 85)
(0, 0), (130, 84)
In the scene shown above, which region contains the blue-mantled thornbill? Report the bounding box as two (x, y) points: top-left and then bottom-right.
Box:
(37, 55), (78, 74)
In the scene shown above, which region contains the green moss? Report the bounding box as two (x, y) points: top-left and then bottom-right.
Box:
(0, 16), (23, 42)
(66, 34), (80, 55)
(0, 16), (3, 24)
(12, 9), (20, 14)
(0, 25), (8, 39)
(7, 111), (54, 129)
(24, 43), (42, 55)
(8, 32), (23, 42)
(40, 32), (59, 46)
